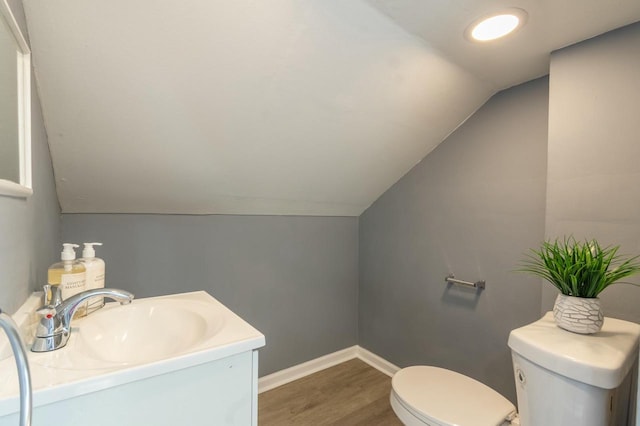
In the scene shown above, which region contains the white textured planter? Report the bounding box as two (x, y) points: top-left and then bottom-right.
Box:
(553, 294), (604, 334)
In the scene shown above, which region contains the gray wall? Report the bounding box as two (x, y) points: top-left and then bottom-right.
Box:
(543, 22), (640, 320)
(0, 0), (60, 313)
(61, 214), (358, 376)
(359, 77), (549, 403)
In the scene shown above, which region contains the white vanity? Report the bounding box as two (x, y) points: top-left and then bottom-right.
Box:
(0, 291), (265, 425)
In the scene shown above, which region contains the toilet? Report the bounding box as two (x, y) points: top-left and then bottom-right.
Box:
(390, 312), (640, 426)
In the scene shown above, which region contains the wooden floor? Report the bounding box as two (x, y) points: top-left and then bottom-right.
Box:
(258, 358), (403, 425)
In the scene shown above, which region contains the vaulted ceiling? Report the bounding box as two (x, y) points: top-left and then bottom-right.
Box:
(23, 0), (640, 215)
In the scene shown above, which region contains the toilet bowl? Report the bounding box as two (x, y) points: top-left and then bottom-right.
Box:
(390, 366), (516, 426)
(390, 313), (640, 426)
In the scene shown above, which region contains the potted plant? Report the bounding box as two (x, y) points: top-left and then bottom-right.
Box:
(519, 237), (640, 334)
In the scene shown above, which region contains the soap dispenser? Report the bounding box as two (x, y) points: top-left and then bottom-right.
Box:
(81, 242), (106, 314)
(48, 243), (87, 316)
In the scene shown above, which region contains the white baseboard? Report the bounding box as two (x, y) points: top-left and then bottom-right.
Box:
(258, 345), (399, 393)
(258, 346), (358, 393)
(356, 346), (400, 377)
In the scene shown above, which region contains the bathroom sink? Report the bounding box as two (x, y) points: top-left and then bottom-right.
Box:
(0, 291), (266, 423)
(72, 296), (225, 364)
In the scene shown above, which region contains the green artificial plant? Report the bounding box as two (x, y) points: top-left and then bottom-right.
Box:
(519, 237), (640, 298)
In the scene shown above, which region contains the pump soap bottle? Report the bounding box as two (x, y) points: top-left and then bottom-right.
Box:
(48, 243), (87, 316)
(81, 242), (106, 314)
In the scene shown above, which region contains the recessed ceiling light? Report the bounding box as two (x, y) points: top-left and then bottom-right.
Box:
(465, 8), (528, 42)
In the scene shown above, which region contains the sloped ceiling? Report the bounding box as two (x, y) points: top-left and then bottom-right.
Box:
(22, 0), (640, 216)
(367, 0), (640, 90)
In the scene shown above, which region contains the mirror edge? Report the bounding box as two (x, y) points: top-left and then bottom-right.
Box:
(0, 0), (32, 198)
(0, 179), (33, 197)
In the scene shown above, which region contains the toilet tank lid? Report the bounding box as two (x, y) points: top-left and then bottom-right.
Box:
(392, 366), (515, 426)
(508, 312), (640, 389)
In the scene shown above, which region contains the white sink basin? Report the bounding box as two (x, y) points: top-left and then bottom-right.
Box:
(73, 297), (225, 364)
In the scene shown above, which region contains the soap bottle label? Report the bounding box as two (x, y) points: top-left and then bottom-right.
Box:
(60, 272), (86, 300)
(87, 271), (105, 289)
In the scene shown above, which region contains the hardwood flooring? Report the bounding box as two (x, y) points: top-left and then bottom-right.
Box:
(258, 358), (403, 426)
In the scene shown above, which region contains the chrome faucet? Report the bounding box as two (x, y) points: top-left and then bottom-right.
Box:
(0, 309), (32, 426)
(32, 288), (134, 352)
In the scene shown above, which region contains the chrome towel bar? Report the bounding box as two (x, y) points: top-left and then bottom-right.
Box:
(445, 274), (485, 290)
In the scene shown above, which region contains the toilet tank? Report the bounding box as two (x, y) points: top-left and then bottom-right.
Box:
(508, 312), (640, 426)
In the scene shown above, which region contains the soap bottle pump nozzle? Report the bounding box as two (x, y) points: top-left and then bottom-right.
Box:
(82, 242), (102, 258)
(61, 243), (79, 261)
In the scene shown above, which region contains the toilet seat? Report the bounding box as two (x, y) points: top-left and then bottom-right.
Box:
(391, 366), (516, 426)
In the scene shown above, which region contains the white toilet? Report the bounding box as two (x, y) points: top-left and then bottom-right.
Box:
(390, 312), (640, 426)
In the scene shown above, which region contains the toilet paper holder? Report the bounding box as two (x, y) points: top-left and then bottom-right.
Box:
(445, 274), (485, 290)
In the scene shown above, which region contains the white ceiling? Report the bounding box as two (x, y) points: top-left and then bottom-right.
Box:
(22, 0), (640, 216)
(366, 0), (640, 89)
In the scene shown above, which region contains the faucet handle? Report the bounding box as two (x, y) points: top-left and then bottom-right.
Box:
(32, 306), (66, 352)
(43, 284), (51, 305)
(43, 284), (63, 307)
(34, 306), (61, 338)
(36, 306), (56, 317)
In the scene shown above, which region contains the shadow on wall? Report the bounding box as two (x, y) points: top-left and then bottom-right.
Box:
(441, 284), (482, 310)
